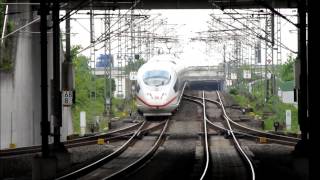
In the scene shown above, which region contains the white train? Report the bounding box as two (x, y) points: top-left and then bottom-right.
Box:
(135, 55), (188, 116)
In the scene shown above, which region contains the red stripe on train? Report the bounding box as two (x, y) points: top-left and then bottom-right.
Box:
(136, 95), (177, 109)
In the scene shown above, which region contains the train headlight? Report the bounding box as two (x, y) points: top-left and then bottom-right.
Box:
(147, 92), (153, 99)
(161, 93), (166, 99)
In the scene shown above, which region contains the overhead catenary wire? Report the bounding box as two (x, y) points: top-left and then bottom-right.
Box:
(77, 14), (174, 55)
(59, 0), (91, 23)
(0, 1), (87, 41)
(209, 4), (297, 54)
(0, 17), (40, 41)
(77, 0), (142, 54)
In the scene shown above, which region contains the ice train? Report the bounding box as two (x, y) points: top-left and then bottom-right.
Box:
(135, 55), (187, 116)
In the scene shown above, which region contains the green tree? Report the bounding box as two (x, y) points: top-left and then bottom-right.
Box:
(0, 0), (5, 30)
(279, 56), (295, 81)
(124, 58), (145, 74)
(71, 46), (115, 132)
(0, 4), (15, 72)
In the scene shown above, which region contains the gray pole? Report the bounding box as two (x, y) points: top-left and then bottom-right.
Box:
(223, 44), (226, 80)
(104, 11), (107, 115)
(264, 15), (269, 102)
(108, 12), (112, 121)
(53, 0), (62, 148)
(10, 112), (12, 145)
(297, 0), (308, 143)
(61, 5), (75, 138)
(0, 80), (1, 149)
(130, 7), (134, 113)
(89, 1), (97, 128)
(271, 13), (275, 96)
(66, 9), (71, 63)
(33, 111), (35, 145)
(40, 1), (49, 157)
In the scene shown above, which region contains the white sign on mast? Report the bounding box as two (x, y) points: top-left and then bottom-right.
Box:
(243, 70), (251, 79)
(129, 71), (137, 80)
(231, 73), (237, 80)
(286, 110), (292, 130)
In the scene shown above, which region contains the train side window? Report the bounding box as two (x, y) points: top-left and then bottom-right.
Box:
(173, 80), (179, 92)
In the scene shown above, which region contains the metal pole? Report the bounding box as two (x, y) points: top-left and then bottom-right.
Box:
(223, 44), (226, 80)
(10, 112), (12, 145)
(62, 7), (72, 90)
(1, 5), (8, 45)
(0, 93), (2, 149)
(108, 11), (112, 122)
(53, 0), (62, 148)
(66, 9), (71, 63)
(130, 6), (135, 112)
(40, 1), (49, 157)
(271, 13), (275, 96)
(297, 0), (308, 142)
(104, 11), (107, 113)
(264, 14), (270, 102)
(33, 111), (35, 145)
(89, 1), (96, 101)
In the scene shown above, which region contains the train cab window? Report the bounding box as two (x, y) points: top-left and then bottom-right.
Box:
(143, 70), (171, 86)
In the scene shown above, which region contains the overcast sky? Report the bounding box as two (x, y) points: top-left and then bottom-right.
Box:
(61, 9), (298, 66)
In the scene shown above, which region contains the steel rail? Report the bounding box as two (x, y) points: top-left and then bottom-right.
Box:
(216, 93), (299, 142)
(55, 121), (147, 180)
(183, 95), (296, 146)
(216, 91), (255, 180)
(200, 91), (210, 180)
(185, 93), (255, 179)
(0, 121), (143, 156)
(103, 119), (169, 180)
(184, 94), (299, 142)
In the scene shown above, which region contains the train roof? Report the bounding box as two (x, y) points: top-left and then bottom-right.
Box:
(148, 54), (179, 65)
(138, 55), (183, 74)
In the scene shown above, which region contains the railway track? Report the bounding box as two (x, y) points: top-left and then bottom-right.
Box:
(217, 92), (299, 142)
(0, 121), (147, 157)
(56, 119), (169, 180)
(216, 91), (255, 180)
(199, 91), (211, 180)
(185, 91), (256, 180)
(1, 91), (299, 180)
(184, 92), (299, 145)
(102, 119), (169, 180)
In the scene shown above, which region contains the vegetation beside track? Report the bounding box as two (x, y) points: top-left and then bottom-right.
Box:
(71, 46), (142, 133)
(0, 2), (15, 72)
(71, 46), (115, 133)
(229, 56), (299, 133)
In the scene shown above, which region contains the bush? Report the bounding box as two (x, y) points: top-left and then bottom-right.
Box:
(230, 92), (299, 133)
(0, 20), (15, 72)
(229, 88), (238, 95)
(0, 59), (13, 71)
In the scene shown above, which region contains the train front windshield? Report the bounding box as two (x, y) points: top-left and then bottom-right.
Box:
(143, 70), (171, 86)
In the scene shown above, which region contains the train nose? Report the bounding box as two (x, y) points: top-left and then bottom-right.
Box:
(146, 92), (167, 105)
